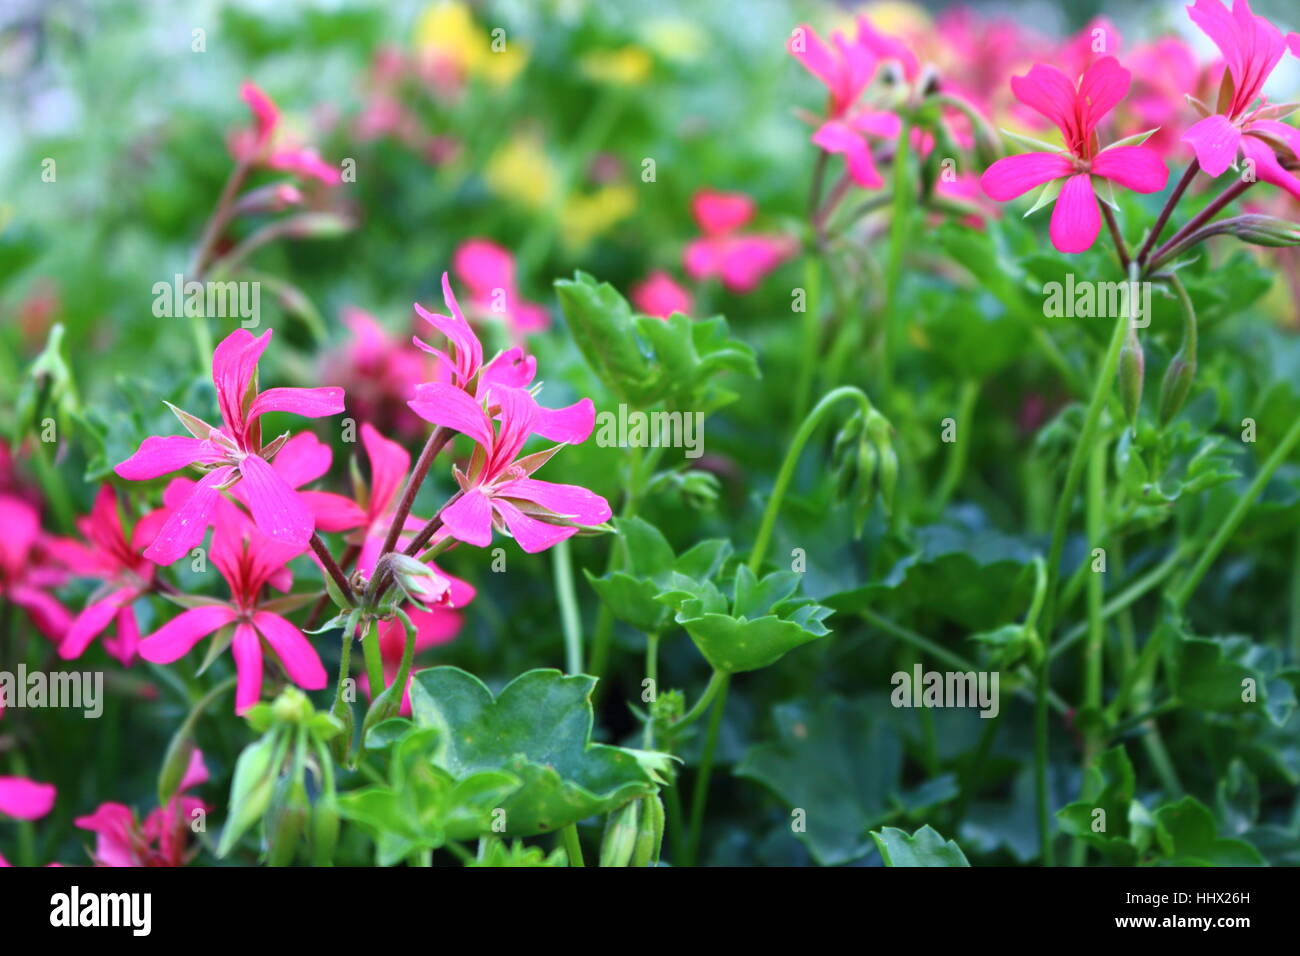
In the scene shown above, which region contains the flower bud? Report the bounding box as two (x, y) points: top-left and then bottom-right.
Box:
(1118, 327), (1144, 426)
(1157, 351), (1197, 426)
(599, 800), (640, 867)
(631, 794), (665, 867)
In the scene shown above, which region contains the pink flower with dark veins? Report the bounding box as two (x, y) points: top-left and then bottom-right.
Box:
(56, 486), (168, 665)
(137, 512), (328, 714)
(1181, 0), (1300, 200)
(408, 385), (610, 553)
(980, 56), (1169, 252)
(115, 328), (345, 565)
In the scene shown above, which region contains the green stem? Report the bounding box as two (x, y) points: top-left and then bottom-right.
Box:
(553, 538), (583, 675)
(684, 671), (730, 867)
(359, 618), (384, 696)
(1170, 412), (1300, 610)
(930, 378), (979, 512)
(878, 120), (913, 400)
(561, 823), (585, 867)
(793, 256), (822, 422)
(1083, 441), (1107, 720)
(749, 386), (875, 574)
(674, 668), (727, 731)
(643, 632), (660, 748)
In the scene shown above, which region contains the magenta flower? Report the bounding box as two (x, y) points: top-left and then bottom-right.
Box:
(322, 307), (437, 439)
(75, 750), (209, 867)
(683, 190), (794, 293)
(407, 385), (611, 553)
(631, 270), (693, 319)
(230, 81), (342, 186)
(137, 516), (327, 714)
(115, 328), (345, 565)
(0, 776), (56, 821)
(452, 239), (550, 337)
(1181, 0), (1300, 199)
(57, 486), (168, 665)
(0, 493), (73, 642)
(980, 56), (1169, 253)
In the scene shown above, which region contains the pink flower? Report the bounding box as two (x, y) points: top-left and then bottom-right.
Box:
(413, 274), (597, 444)
(115, 328), (345, 565)
(322, 308), (436, 438)
(0, 776), (56, 820)
(683, 190), (794, 292)
(407, 385), (610, 553)
(452, 239), (550, 337)
(631, 270), (693, 319)
(137, 516), (327, 714)
(0, 493), (73, 641)
(230, 82), (341, 186)
(1181, 0), (1300, 199)
(980, 56), (1169, 253)
(56, 486), (168, 665)
(75, 750), (209, 867)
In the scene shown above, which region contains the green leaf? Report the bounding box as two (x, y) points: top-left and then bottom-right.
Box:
(1153, 796), (1266, 866)
(1057, 745), (1143, 865)
(871, 825), (971, 866)
(737, 697), (953, 865)
(408, 667), (658, 836)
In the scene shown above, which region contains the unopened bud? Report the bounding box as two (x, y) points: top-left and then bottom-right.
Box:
(1118, 328), (1144, 426)
(1157, 351), (1197, 426)
(599, 801), (640, 867)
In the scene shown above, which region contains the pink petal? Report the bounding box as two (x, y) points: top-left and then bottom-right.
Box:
(144, 466), (237, 565)
(631, 271), (693, 319)
(683, 237), (723, 281)
(1049, 173), (1102, 254)
(408, 382), (494, 448)
(240, 82), (279, 145)
(1181, 114), (1242, 177)
(849, 109), (902, 139)
(490, 498), (577, 553)
(980, 152), (1073, 201)
(116, 436), (220, 481)
(1241, 133), (1300, 201)
(267, 432), (332, 488)
(532, 397), (595, 445)
(811, 121), (883, 188)
(299, 490), (367, 533)
(252, 611), (327, 690)
(479, 347), (538, 391)
(413, 273), (483, 386)
(139, 605), (237, 663)
(788, 24), (840, 95)
(439, 488), (495, 547)
(230, 622), (264, 715)
(237, 454), (314, 546)
(1010, 64), (1078, 139)
(59, 588), (135, 659)
(212, 329), (271, 438)
(106, 604), (141, 667)
(8, 586), (73, 642)
(179, 750), (210, 792)
(248, 387), (345, 422)
(453, 238), (515, 295)
(361, 422), (411, 518)
(0, 776), (57, 820)
(494, 477), (612, 525)
(1076, 56), (1131, 136)
(691, 190), (754, 234)
(1092, 146), (1169, 193)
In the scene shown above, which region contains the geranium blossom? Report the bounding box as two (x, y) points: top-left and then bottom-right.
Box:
(1181, 0), (1300, 199)
(0, 493), (73, 641)
(683, 190), (794, 292)
(631, 270), (693, 319)
(322, 308), (437, 438)
(75, 750), (209, 867)
(115, 328), (346, 565)
(452, 239), (550, 336)
(56, 486), (168, 665)
(230, 82), (342, 186)
(137, 517), (327, 713)
(407, 384), (610, 553)
(0, 776), (56, 821)
(980, 56), (1169, 252)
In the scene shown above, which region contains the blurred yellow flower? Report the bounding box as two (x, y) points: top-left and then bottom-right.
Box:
(854, 1), (932, 34)
(560, 185), (636, 251)
(641, 19), (706, 64)
(414, 1), (526, 87)
(485, 133), (559, 209)
(580, 46), (653, 87)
